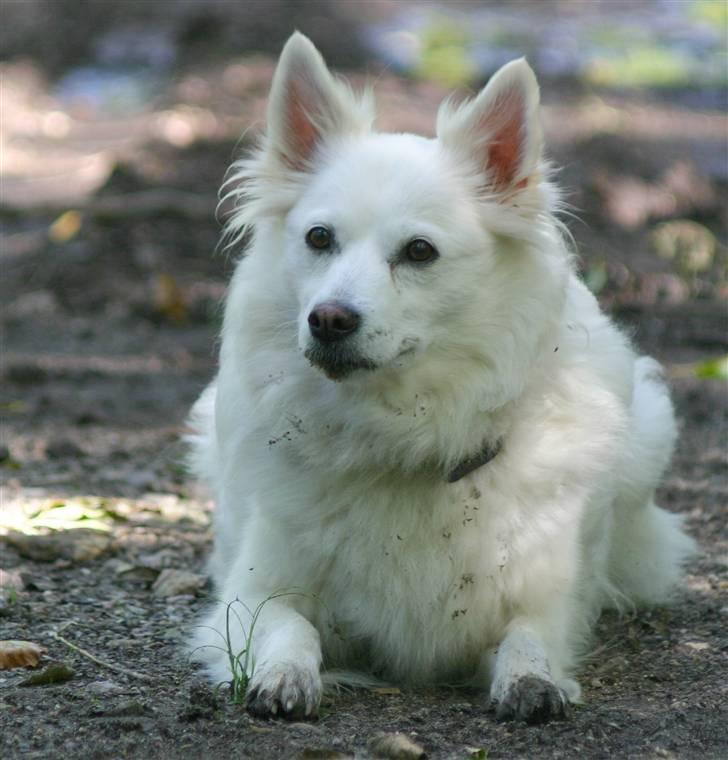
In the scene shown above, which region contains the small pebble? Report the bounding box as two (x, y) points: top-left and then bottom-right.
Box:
(45, 438), (84, 460)
(301, 750), (353, 759)
(152, 568), (206, 597)
(367, 732), (427, 759)
(86, 679), (122, 695)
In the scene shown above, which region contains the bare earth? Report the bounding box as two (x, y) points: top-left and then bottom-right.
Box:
(1, 55), (727, 759)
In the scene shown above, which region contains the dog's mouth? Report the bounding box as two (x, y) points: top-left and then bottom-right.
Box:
(304, 344), (378, 381)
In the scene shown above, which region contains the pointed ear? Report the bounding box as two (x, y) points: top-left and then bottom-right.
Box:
(437, 58), (542, 198)
(266, 32), (371, 170)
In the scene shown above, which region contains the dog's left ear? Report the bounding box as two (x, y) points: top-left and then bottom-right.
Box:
(266, 32), (371, 171)
(437, 59), (542, 200)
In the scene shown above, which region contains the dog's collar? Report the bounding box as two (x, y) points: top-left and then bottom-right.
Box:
(446, 439), (502, 483)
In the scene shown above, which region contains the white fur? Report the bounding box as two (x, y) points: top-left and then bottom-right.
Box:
(187, 33), (696, 719)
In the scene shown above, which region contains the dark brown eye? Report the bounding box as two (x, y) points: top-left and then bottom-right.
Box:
(306, 226), (332, 251)
(405, 238), (438, 263)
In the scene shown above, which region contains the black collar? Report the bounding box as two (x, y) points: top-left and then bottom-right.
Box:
(446, 439), (502, 483)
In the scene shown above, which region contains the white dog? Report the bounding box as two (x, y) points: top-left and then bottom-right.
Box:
(188, 33), (695, 723)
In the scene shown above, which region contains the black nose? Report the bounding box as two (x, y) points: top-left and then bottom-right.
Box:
(308, 302), (360, 343)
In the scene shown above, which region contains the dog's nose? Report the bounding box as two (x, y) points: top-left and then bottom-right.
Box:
(308, 302), (360, 342)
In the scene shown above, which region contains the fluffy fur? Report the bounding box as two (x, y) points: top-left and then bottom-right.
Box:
(188, 33), (696, 723)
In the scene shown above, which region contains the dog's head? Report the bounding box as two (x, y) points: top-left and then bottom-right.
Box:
(229, 34), (567, 399)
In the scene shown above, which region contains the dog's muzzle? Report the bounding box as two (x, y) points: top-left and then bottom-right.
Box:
(305, 301), (374, 380)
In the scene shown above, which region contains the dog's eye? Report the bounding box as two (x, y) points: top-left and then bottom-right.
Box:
(404, 238), (438, 264)
(306, 226), (333, 251)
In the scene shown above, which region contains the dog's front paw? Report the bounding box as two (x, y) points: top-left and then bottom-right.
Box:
(493, 675), (570, 724)
(246, 661), (322, 720)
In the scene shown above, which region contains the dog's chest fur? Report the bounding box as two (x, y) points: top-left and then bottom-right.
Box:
(237, 336), (623, 682)
(267, 452), (578, 682)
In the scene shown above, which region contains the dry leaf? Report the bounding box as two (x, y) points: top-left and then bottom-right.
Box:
(153, 273), (188, 323)
(370, 686), (401, 695)
(0, 640), (46, 669)
(48, 210), (82, 243)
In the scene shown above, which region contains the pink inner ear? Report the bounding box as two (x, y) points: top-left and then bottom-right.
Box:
(284, 78), (321, 170)
(484, 89), (527, 190)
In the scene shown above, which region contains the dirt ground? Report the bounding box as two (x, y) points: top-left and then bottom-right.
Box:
(2, 18), (727, 759)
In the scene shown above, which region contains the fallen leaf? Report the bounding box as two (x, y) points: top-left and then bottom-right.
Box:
(153, 273), (188, 323)
(27, 500), (112, 533)
(370, 686), (401, 695)
(0, 640), (46, 669)
(20, 661), (74, 686)
(48, 210), (82, 243)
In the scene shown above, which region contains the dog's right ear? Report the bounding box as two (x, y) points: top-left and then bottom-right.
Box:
(266, 32), (371, 171)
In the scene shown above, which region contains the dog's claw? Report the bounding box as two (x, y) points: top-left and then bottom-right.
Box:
(494, 675), (570, 724)
(244, 662), (321, 720)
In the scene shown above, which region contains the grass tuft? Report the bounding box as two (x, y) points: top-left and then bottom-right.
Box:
(213, 590), (311, 704)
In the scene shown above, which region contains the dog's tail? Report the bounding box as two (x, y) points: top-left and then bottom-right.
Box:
(607, 358), (697, 607)
(185, 381), (219, 489)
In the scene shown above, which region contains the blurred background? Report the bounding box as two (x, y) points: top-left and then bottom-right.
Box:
(1, 0), (726, 495)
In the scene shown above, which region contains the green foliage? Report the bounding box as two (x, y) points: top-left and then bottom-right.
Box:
(651, 221), (717, 275)
(690, 0), (728, 29)
(421, 19), (469, 50)
(584, 260), (609, 295)
(586, 45), (693, 87)
(651, 221), (726, 297)
(195, 590), (309, 705)
(468, 749), (489, 759)
(224, 598), (254, 703)
(581, 11), (725, 88)
(694, 356), (728, 381)
(415, 19), (475, 88)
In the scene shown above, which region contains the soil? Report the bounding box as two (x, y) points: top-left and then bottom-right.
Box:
(1, 28), (727, 760)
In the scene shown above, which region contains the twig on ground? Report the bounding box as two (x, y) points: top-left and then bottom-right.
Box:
(51, 631), (156, 684)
